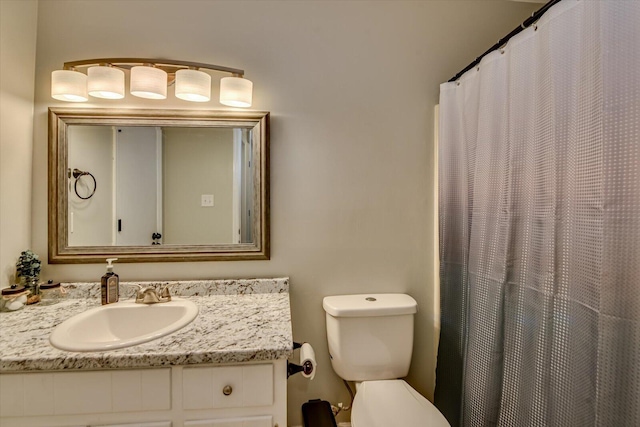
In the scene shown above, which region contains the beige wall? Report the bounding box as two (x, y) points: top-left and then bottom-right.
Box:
(30, 1), (538, 424)
(163, 128), (234, 245)
(0, 0), (38, 289)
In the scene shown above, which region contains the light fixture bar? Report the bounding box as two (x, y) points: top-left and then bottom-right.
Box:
(53, 58), (253, 107)
(62, 58), (244, 76)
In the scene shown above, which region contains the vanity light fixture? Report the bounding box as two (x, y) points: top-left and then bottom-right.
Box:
(130, 65), (167, 100)
(51, 70), (88, 102)
(51, 58), (253, 107)
(219, 76), (253, 107)
(87, 65), (125, 99)
(175, 69), (211, 102)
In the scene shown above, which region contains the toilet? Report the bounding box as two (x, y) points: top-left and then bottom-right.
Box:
(323, 293), (450, 427)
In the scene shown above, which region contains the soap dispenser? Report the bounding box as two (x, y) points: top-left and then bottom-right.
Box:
(101, 258), (119, 305)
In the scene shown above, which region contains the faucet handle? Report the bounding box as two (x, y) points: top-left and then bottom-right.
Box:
(159, 285), (172, 301)
(136, 286), (162, 304)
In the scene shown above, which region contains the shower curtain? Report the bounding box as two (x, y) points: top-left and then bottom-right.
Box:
(435, 1), (639, 426)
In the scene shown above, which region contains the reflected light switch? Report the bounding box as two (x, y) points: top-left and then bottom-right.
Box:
(201, 194), (214, 207)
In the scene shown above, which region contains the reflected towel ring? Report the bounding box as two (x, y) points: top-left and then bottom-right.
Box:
(71, 168), (97, 200)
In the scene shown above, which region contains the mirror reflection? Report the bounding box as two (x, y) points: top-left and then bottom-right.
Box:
(67, 125), (253, 247)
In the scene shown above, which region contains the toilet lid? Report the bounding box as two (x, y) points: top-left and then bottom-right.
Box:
(351, 380), (450, 427)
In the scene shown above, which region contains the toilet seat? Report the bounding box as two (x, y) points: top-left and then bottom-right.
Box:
(351, 380), (450, 427)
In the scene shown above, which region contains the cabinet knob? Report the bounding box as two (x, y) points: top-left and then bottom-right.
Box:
(222, 385), (233, 396)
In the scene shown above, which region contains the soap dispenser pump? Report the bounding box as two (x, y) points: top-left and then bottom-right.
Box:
(101, 258), (119, 305)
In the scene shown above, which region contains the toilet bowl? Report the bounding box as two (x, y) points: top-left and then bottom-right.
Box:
(323, 294), (450, 427)
(351, 380), (449, 427)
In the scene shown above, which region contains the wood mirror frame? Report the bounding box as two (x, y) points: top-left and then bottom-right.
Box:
(48, 108), (269, 263)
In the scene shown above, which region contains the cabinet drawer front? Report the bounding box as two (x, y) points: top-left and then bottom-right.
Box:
(183, 364), (273, 410)
(185, 415), (272, 427)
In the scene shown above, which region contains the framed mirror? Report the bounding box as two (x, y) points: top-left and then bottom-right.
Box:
(49, 108), (269, 263)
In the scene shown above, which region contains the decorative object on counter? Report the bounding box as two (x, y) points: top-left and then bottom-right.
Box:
(39, 281), (66, 306)
(101, 258), (120, 305)
(24, 279), (41, 305)
(0, 286), (29, 312)
(15, 250), (41, 304)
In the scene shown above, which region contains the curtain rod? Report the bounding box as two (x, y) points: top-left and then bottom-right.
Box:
(448, 0), (563, 82)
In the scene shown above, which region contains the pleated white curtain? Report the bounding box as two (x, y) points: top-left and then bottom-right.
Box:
(435, 1), (639, 426)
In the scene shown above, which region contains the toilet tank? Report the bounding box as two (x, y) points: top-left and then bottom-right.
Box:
(323, 294), (418, 381)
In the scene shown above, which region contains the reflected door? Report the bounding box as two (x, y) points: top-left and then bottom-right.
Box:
(115, 127), (162, 246)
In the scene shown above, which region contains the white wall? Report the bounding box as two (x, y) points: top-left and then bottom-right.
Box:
(67, 125), (114, 246)
(29, 1), (538, 424)
(0, 0), (38, 289)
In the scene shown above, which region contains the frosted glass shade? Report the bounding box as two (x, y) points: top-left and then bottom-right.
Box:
(130, 66), (167, 99)
(51, 70), (88, 102)
(87, 66), (125, 99)
(220, 77), (253, 107)
(175, 69), (211, 102)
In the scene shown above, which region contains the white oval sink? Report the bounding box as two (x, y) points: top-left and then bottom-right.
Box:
(50, 298), (199, 352)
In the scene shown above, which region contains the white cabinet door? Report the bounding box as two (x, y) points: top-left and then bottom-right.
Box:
(92, 422), (171, 427)
(185, 416), (271, 427)
(115, 126), (162, 246)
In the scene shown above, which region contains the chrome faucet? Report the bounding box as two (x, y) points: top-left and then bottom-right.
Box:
(134, 286), (172, 304)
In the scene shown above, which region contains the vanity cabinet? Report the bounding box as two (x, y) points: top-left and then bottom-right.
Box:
(0, 280), (292, 427)
(0, 361), (286, 427)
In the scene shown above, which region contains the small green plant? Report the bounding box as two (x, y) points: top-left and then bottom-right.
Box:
(16, 249), (41, 280)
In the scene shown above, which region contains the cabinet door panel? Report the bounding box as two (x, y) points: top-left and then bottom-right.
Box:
(211, 366), (243, 408)
(182, 367), (213, 409)
(24, 373), (55, 416)
(54, 371), (112, 414)
(185, 416), (271, 427)
(92, 422), (171, 427)
(0, 374), (25, 417)
(242, 365), (273, 407)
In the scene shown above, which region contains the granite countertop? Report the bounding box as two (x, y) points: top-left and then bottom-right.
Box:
(0, 278), (293, 372)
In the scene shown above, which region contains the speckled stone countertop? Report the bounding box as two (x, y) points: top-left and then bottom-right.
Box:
(0, 278), (292, 372)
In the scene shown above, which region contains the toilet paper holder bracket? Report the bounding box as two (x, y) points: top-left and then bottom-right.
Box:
(287, 341), (315, 379)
